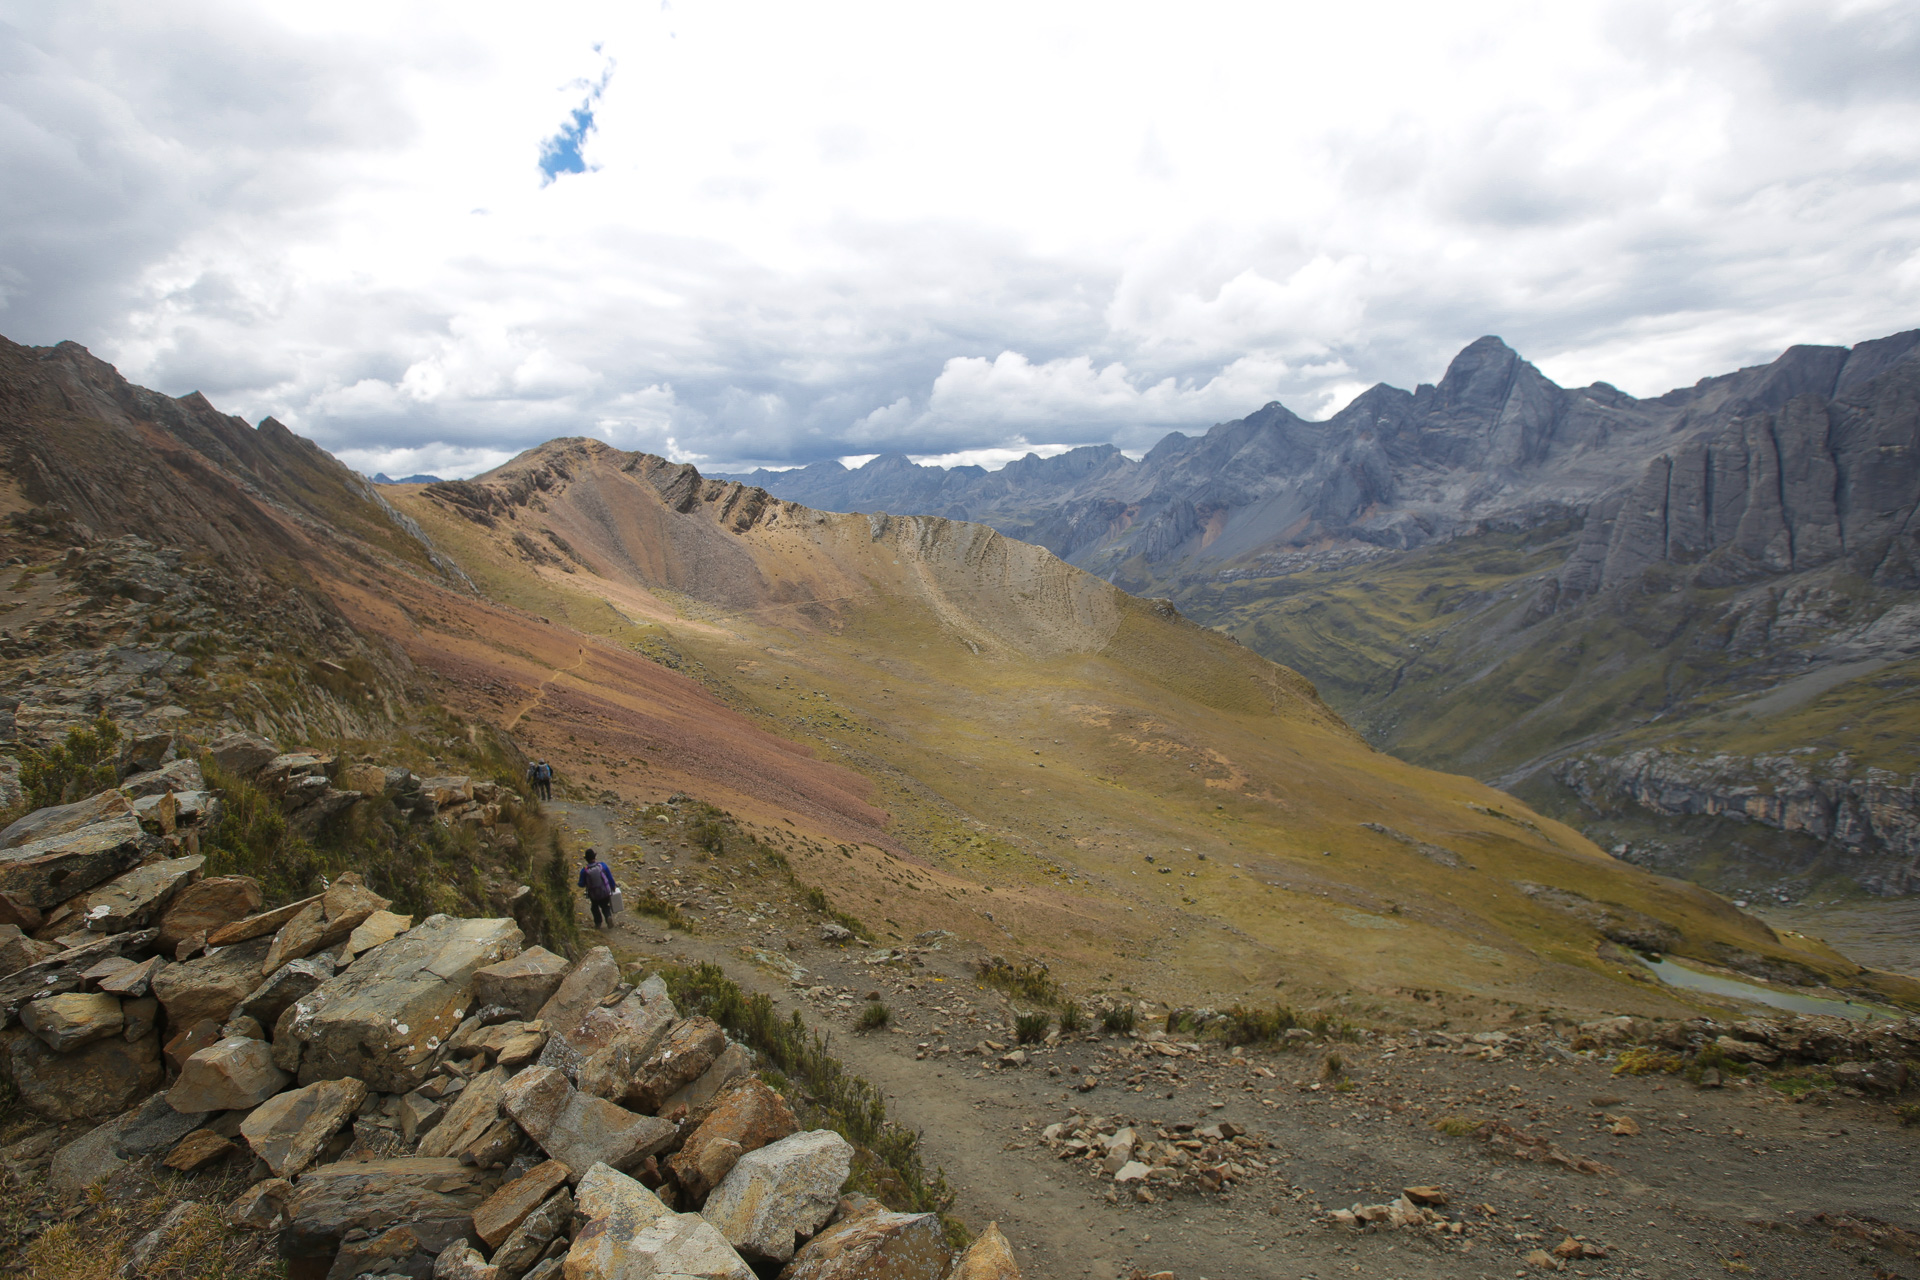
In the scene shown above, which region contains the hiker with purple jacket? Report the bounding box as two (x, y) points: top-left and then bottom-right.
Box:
(578, 848), (617, 928)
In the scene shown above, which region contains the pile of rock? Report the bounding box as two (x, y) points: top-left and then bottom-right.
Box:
(1038, 1112), (1275, 1198)
(1653, 1014), (1920, 1091)
(2, 828), (1016, 1280)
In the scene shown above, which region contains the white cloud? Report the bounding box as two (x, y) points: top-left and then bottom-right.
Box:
(0, 0), (1915, 472)
(910, 442), (1077, 470)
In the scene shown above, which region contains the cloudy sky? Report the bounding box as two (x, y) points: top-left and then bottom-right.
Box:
(3, 1), (1917, 478)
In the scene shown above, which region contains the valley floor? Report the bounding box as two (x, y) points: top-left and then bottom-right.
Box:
(551, 799), (1920, 1280)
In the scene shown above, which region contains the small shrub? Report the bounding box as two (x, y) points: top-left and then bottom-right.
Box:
(976, 958), (1063, 1007)
(1321, 1051), (1345, 1081)
(1771, 1069), (1836, 1100)
(1217, 1003), (1299, 1046)
(630, 887), (695, 933)
(18, 716), (122, 811)
(1014, 1011), (1051, 1044)
(1613, 1045), (1683, 1076)
(1896, 1102), (1920, 1126)
(800, 883), (875, 940)
(1685, 1043), (1750, 1084)
(858, 1001), (891, 1031)
(1432, 1113), (1481, 1137)
(1057, 1001), (1084, 1033)
(1165, 1009), (1200, 1035)
(1101, 1004), (1137, 1034)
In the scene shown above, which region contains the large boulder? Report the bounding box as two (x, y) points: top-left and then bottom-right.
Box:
(282, 914), (523, 1093)
(779, 1207), (949, 1280)
(0, 791), (136, 849)
(0, 816), (146, 910)
(156, 875), (262, 952)
(533, 947), (619, 1039)
(119, 756), (205, 799)
(81, 855), (202, 933)
(1, 1025), (162, 1120)
(556, 988), (678, 1085)
(169, 1035), (290, 1113)
(669, 1078), (799, 1201)
(240, 1077), (368, 1178)
(567, 1163), (752, 1280)
(19, 991), (122, 1051)
(499, 1065), (676, 1178)
(471, 946), (570, 1019)
(151, 936), (272, 1029)
(663, 1042), (753, 1117)
(279, 1157), (493, 1269)
(701, 1130), (854, 1263)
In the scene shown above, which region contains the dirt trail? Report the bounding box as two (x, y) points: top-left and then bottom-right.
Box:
(547, 795), (1920, 1280)
(506, 646), (590, 729)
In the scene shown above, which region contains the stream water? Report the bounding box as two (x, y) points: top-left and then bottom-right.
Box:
(1636, 955), (1900, 1021)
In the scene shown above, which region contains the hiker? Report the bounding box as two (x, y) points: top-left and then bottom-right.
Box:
(529, 759), (552, 801)
(579, 847), (617, 928)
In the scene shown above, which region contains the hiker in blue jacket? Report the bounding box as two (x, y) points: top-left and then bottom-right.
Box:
(578, 848), (617, 929)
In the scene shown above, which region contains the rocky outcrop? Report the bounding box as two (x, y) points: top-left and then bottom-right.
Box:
(1558, 748), (1920, 894)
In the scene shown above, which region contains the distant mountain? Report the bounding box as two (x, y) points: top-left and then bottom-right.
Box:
(725, 331), (1920, 899)
(372, 472), (443, 485)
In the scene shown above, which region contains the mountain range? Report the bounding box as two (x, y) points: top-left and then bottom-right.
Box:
(723, 331), (1920, 904)
(3, 332), (1895, 1018)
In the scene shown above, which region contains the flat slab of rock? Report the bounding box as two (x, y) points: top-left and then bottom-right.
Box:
(280, 1157), (494, 1264)
(471, 945), (569, 1019)
(622, 1017), (728, 1114)
(0, 817), (146, 910)
(97, 954), (165, 997)
(156, 875), (261, 952)
(169, 1035), (289, 1113)
(151, 936), (272, 1030)
(0, 791), (136, 849)
(284, 914), (523, 1093)
(239, 955), (335, 1027)
(205, 892), (323, 947)
(500, 1065), (676, 1178)
(207, 732), (279, 780)
(240, 1076), (368, 1178)
(49, 1115), (127, 1193)
(568, 1163), (752, 1280)
(490, 1185), (572, 1278)
(20, 991), (123, 1052)
(664, 1041), (753, 1117)
(702, 1129), (854, 1263)
(780, 1208), (949, 1280)
(2, 1024), (161, 1120)
(472, 1157), (570, 1248)
(82, 855), (202, 933)
(114, 1091), (204, 1157)
(533, 947), (619, 1040)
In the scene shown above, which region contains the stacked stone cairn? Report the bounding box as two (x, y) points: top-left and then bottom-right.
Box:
(0, 730), (1020, 1280)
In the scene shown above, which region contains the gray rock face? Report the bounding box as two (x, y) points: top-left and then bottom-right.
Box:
(0, 816), (147, 910)
(701, 1129), (854, 1262)
(0, 790), (137, 849)
(780, 1206), (949, 1280)
(282, 914), (523, 1093)
(566, 1163), (752, 1280)
(239, 954), (337, 1027)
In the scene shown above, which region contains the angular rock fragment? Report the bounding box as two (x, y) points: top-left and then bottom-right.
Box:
(227, 1178), (293, 1231)
(669, 1077), (799, 1202)
(0, 791), (136, 849)
(619, 1016), (728, 1114)
(205, 893), (324, 947)
(471, 946), (569, 1020)
(2, 1024), (162, 1120)
(419, 1065), (509, 1160)
(260, 875), (392, 974)
(49, 1116), (127, 1193)
(280, 1157), (492, 1267)
(240, 1076), (368, 1178)
(19, 991), (122, 1051)
(345, 909), (413, 957)
(500, 1065), (676, 1178)
(239, 955), (336, 1027)
(81, 855), (202, 933)
(702, 1129), (854, 1262)
(168, 1035), (290, 1113)
(433, 1241), (500, 1280)
(0, 927), (61, 978)
(97, 954), (164, 997)
(567, 1163), (752, 1280)
(663, 1041), (753, 1117)
(114, 1092), (204, 1158)
(151, 936), (273, 1029)
(778, 1205), (949, 1280)
(156, 875), (262, 951)
(948, 1222), (1022, 1280)
(164, 1128), (238, 1171)
(473, 1158), (571, 1248)
(490, 1187), (572, 1279)
(207, 732), (279, 780)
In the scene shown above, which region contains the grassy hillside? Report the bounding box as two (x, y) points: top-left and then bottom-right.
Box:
(371, 444), (1914, 1018)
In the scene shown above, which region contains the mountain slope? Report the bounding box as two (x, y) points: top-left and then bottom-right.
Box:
(728, 331), (1920, 899)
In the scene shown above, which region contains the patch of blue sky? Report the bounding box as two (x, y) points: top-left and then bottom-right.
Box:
(538, 57), (614, 187)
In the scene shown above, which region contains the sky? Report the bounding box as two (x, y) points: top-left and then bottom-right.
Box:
(2, 1), (1918, 479)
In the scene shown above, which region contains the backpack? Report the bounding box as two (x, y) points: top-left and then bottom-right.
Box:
(587, 861), (614, 898)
